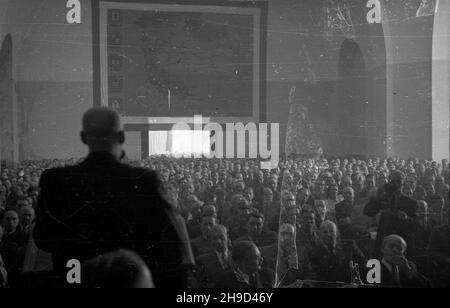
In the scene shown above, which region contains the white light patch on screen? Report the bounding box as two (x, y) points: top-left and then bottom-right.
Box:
(148, 130), (210, 156)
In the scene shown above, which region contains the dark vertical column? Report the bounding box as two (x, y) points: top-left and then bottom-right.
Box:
(141, 130), (149, 159)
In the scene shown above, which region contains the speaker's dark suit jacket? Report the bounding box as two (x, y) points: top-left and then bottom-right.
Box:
(33, 151), (186, 288)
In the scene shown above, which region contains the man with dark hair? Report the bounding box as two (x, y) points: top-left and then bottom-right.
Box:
(214, 241), (274, 288)
(33, 107), (187, 288)
(235, 209), (277, 248)
(296, 209), (321, 254)
(185, 194), (205, 239)
(190, 213), (216, 259)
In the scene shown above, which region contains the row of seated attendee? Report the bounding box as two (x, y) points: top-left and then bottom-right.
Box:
(0, 154), (449, 287)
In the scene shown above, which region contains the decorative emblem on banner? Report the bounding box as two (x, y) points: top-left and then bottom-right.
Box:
(109, 76), (124, 93)
(109, 9), (123, 25)
(108, 32), (123, 46)
(109, 98), (123, 113)
(109, 54), (123, 71)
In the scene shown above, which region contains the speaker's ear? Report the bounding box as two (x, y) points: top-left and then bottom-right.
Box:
(117, 131), (125, 144)
(80, 132), (87, 145)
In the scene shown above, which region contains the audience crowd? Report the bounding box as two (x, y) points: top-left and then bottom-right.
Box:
(0, 155), (448, 288)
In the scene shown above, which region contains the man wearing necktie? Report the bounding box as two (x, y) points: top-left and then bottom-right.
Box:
(214, 241), (274, 288)
(309, 221), (366, 285)
(196, 224), (231, 287)
(379, 234), (430, 288)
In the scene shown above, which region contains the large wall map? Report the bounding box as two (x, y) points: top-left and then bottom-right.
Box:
(103, 5), (260, 118)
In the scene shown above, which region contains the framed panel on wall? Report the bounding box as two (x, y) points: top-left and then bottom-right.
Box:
(92, 0), (268, 126)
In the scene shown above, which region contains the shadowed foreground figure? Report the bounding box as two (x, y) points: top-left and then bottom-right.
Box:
(82, 249), (154, 288)
(33, 107), (187, 288)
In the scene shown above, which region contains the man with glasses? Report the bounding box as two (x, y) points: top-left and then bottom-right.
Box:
(214, 240), (274, 288)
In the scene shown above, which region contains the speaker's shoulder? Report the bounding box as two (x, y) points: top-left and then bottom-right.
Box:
(118, 164), (160, 184)
(40, 165), (75, 180)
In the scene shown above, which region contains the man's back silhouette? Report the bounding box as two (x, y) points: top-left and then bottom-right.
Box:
(33, 107), (186, 287)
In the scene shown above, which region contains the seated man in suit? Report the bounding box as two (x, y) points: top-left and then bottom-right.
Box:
(234, 209), (277, 248)
(260, 223), (314, 287)
(190, 213), (216, 259)
(311, 200), (329, 230)
(0, 210), (26, 277)
(296, 209), (321, 254)
(260, 188), (280, 232)
(226, 195), (251, 241)
(379, 234), (430, 288)
(185, 195), (205, 239)
(309, 220), (366, 285)
(214, 240), (274, 288)
(335, 187), (355, 239)
(196, 224), (232, 288)
(19, 206), (35, 241)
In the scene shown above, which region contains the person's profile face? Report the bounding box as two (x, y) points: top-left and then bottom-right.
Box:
(424, 183), (435, 196)
(212, 230), (228, 253)
(382, 238), (406, 263)
(234, 181), (245, 193)
(414, 188), (426, 201)
(280, 228), (295, 249)
(315, 205), (326, 219)
(268, 179), (277, 191)
(247, 217), (263, 237)
(200, 217), (216, 238)
(2, 212), (19, 233)
(298, 189), (310, 202)
(300, 212), (315, 231)
(212, 172), (219, 182)
(320, 224), (337, 247)
(239, 246), (262, 275)
(244, 189), (254, 202)
(328, 186), (338, 198)
(262, 190), (273, 204)
(343, 190), (354, 202)
(403, 187), (413, 198)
